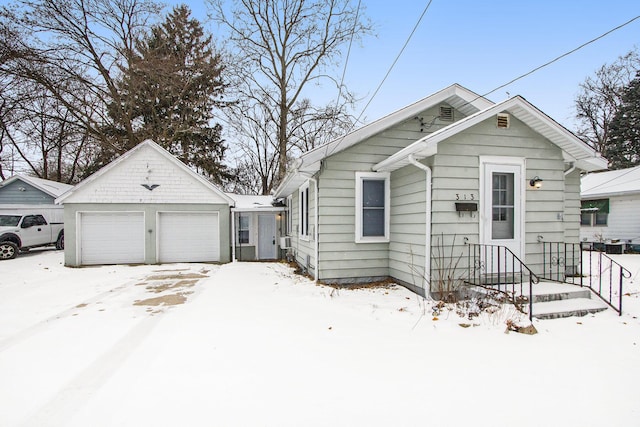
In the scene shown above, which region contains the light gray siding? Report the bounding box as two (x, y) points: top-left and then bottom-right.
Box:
(564, 169), (581, 243)
(389, 165), (427, 293)
(428, 114), (566, 285)
(289, 182), (317, 275)
(580, 195), (640, 243)
(0, 180), (55, 204)
(317, 108), (450, 283)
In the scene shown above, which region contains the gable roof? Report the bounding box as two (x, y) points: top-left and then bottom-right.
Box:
(582, 165), (640, 198)
(56, 139), (235, 205)
(373, 95), (607, 173)
(274, 84), (493, 197)
(0, 174), (73, 198)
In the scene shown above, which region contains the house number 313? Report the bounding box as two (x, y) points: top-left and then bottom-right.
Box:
(455, 193), (475, 200)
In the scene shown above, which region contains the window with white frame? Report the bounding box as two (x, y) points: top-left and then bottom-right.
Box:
(238, 213), (250, 244)
(286, 195), (292, 235)
(299, 182), (309, 239)
(355, 172), (390, 243)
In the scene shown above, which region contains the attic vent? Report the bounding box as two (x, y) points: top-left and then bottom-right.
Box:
(439, 106), (454, 121)
(497, 113), (510, 129)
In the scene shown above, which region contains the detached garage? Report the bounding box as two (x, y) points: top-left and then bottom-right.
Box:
(57, 140), (234, 267)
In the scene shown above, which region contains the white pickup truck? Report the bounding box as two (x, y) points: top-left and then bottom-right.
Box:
(0, 213), (64, 259)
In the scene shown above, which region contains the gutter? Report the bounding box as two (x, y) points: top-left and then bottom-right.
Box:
(407, 155), (432, 298)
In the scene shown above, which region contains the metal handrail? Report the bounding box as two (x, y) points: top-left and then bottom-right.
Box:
(466, 243), (540, 320)
(540, 242), (631, 315)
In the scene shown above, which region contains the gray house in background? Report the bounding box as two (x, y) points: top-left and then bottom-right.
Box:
(0, 174), (73, 222)
(56, 140), (234, 266)
(274, 84), (607, 296)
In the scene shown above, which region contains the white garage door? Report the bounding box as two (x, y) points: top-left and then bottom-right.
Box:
(80, 212), (145, 265)
(157, 212), (219, 263)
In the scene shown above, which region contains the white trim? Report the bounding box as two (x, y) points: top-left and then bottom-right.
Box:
(479, 156), (526, 259)
(355, 172), (390, 243)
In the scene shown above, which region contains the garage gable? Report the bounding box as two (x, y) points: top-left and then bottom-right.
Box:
(57, 140), (234, 205)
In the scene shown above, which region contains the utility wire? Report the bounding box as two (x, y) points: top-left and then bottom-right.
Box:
(333, 0), (361, 115)
(475, 15), (640, 103)
(325, 0), (434, 156)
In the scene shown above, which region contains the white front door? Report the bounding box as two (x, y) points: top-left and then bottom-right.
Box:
(258, 214), (276, 260)
(480, 157), (525, 272)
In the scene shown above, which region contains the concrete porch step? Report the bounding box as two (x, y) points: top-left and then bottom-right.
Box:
(531, 282), (592, 303)
(532, 297), (609, 320)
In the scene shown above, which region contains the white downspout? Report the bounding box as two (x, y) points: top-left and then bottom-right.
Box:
(564, 163), (576, 176)
(407, 155), (432, 298)
(231, 210), (236, 262)
(308, 177), (319, 282)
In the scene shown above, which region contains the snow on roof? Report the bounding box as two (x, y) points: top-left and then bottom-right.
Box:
(227, 194), (282, 211)
(581, 165), (640, 198)
(0, 174), (73, 198)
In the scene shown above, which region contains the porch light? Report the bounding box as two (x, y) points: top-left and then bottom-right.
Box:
(529, 176), (543, 189)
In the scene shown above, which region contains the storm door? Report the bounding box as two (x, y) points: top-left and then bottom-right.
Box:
(480, 158), (525, 273)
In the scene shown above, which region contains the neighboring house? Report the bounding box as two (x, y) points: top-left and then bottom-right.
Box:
(580, 165), (640, 247)
(0, 174), (73, 222)
(56, 140), (234, 266)
(228, 194), (286, 261)
(274, 84), (606, 296)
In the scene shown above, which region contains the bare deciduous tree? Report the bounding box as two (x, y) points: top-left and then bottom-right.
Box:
(210, 0), (372, 194)
(575, 48), (639, 158)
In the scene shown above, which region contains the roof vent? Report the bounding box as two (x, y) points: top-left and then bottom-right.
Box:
(439, 106), (454, 121)
(497, 113), (510, 129)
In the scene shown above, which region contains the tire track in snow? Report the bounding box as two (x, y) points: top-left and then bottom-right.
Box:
(0, 281), (137, 354)
(20, 314), (162, 427)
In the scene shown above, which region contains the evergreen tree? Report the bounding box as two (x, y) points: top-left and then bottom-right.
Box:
(607, 72), (640, 169)
(115, 5), (229, 183)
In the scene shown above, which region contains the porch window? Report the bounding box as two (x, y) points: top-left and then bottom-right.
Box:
(492, 172), (514, 239)
(299, 182), (309, 239)
(581, 199), (609, 226)
(355, 172), (390, 243)
(238, 214), (250, 244)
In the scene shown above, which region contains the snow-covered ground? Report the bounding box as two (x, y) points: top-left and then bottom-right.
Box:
(1, 249), (639, 426)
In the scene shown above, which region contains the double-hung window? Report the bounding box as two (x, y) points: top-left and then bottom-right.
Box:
(238, 214), (250, 244)
(299, 182), (309, 239)
(286, 195), (293, 235)
(355, 172), (390, 243)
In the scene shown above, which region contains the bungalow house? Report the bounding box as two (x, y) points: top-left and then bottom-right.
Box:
(56, 140), (234, 266)
(274, 84), (607, 296)
(580, 165), (640, 250)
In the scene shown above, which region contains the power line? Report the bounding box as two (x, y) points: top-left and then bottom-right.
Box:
(353, 0), (434, 125)
(477, 15), (640, 101)
(333, 0), (361, 114)
(325, 0), (434, 157)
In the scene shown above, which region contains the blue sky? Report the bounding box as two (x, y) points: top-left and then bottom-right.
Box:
(171, 0), (639, 130)
(5, 0), (637, 130)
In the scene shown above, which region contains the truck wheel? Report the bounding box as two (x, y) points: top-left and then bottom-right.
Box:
(0, 241), (18, 260)
(56, 233), (64, 250)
